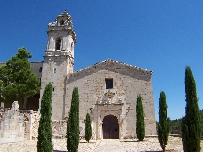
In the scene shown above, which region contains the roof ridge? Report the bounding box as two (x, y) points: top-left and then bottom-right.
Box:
(72, 59), (152, 75)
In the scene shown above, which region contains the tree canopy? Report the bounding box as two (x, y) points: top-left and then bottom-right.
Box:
(0, 48), (40, 107)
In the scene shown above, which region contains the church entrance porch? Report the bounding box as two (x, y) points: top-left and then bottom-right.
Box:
(102, 115), (119, 139)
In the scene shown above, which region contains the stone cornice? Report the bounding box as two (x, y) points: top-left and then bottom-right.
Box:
(70, 58), (153, 76)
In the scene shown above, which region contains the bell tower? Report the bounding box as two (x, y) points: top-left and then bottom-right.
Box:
(40, 11), (76, 120)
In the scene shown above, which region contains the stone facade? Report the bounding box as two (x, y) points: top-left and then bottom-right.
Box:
(39, 11), (156, 139)
(66, 59), (156, 139)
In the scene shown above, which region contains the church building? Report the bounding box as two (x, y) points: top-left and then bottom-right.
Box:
(2, 11), (157, 139)
(38, 11), (156, 139)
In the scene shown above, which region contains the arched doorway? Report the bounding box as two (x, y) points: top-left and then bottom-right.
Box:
(102, 115), (119, 139)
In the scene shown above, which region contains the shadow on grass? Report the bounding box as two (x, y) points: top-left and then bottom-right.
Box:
(53, 150), (66, 152)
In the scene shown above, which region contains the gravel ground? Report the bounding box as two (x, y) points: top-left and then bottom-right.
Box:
(0, 136), (202, 152)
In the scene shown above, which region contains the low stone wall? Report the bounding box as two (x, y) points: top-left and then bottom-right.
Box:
(52, 120), (67, 138)
(19, 110), (68, 140)
(0, 101), (24, 144)
(1, 107), (70, 141)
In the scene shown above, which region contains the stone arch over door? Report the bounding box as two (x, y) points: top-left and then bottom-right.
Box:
(102, 115), (119, 139)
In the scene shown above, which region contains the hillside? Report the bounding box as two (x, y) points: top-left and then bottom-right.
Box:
(170, 109), (203, 135)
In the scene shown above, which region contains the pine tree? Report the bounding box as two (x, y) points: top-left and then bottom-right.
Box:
(0, 48), (40, 109)
(136, 95), (145, 141)
(157, 91), (170, 152)
(37, 83), (53, 152)
(67, 87), (79, 152)
(85, 113), (92, 143)
(182, 66), (201, 152)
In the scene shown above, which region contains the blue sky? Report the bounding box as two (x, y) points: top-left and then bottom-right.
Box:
(0, 1), (202, 120)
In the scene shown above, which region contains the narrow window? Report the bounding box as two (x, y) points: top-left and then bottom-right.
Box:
(53, 68), (56, 73)
(39, 67), (42, 72)
(71, 42), (74, 51)
(39, 78), (41, 86)
(60, 20), (64, 25)
(105, 78), (113, 89)
(53, 88), (55, 92)
(55, 37), (61, 50)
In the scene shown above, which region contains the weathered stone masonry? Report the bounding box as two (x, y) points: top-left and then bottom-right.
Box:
(66, 59), (156, 139)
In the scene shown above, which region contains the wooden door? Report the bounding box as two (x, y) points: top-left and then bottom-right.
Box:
(102, 115), (119, 139)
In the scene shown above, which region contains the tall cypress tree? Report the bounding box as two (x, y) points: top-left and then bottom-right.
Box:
(182, 66), (201, 152)
(67, 87), (79, 152)
(157, 91), (170, 152)
(136, 95), (145, 141)
(85, 113), (92, 143)
(37, 83), (53, 152)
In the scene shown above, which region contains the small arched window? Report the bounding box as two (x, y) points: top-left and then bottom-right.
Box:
(60, 20), (64, 25)
(55, 37), (61, 50)
(71, 42), (74, 51)
(53, 68), (56, 73)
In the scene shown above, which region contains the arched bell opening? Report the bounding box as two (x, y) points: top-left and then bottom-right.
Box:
(55, 37), (61, 50)
(60, 20), (64, 25)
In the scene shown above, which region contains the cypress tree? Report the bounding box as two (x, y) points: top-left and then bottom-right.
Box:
(157, 91), (170, 152)
(136, 95), (145, 141)
(182, 66), (201, 152)
(37, 83), (53, 152)
(85, 113), (92, 143)
(67, 87), (79, 152)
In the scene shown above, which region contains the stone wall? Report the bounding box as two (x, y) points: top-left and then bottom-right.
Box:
(30, 62), (43, 78)
(40, 57), (70, 120)
(0, 107), (68, 141)
(20, 111), (67, 140)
